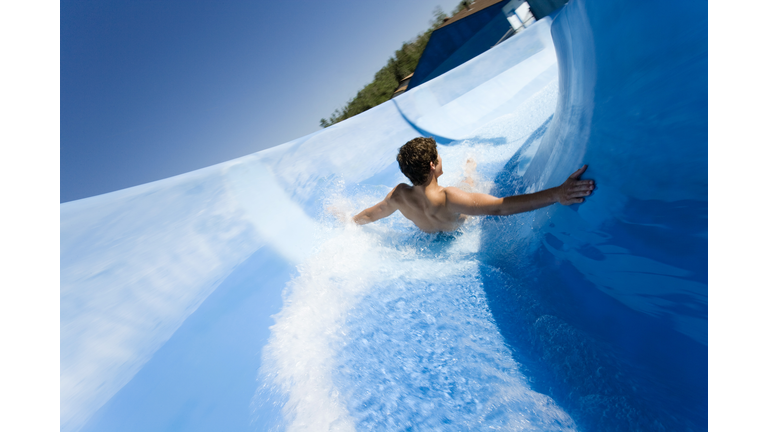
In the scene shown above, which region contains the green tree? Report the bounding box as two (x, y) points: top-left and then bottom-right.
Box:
(320, 2), (464, 128)
(452, 0), (473, 16)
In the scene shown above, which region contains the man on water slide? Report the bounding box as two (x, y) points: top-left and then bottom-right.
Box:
(350, 137), (595, 233)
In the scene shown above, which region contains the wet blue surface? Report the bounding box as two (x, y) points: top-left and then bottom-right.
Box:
(80, 246), (293, 432)
(62, 0), (706, 429)
(475, 0), (707, 429)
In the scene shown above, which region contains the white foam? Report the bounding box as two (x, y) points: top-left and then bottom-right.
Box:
(257, 128), (577, 430)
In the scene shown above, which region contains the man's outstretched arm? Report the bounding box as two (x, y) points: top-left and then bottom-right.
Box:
(352, 185), (400, 225)
(445, 165), (595, 216)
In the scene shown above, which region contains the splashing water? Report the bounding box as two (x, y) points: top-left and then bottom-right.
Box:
(256, 82), (577, 431)
(60, 3), (708, 429)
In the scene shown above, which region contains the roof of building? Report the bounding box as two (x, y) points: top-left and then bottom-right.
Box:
(439, 0), (508, 28)
(392, 74), (413, 98)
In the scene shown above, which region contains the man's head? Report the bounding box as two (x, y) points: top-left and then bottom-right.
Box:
(397, 137), (441, 186)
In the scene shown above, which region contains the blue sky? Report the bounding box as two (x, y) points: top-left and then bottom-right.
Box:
(61, 0), (462, 202)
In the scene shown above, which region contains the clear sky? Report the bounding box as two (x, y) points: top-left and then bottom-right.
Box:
(61, 0), (463, 202)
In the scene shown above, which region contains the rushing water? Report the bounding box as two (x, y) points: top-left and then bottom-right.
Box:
(255, 83), (576, 432)
(62, 0), (707, 428)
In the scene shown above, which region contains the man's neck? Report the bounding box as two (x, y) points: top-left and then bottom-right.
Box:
(414, 175), (440, 193)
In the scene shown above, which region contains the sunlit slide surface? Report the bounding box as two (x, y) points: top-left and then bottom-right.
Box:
(60, 0), (706, 430)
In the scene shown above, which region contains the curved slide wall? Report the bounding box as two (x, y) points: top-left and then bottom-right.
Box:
(61, 0), (706, 430)
(474, 0), (707, 430)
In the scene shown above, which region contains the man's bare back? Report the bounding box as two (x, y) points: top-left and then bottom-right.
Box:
(351, 151), (595, 233)
(387, 182), (467, 232)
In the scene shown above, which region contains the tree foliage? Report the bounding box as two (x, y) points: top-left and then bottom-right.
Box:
(453, 0), (473, 16)
(320, 5), (460, 128)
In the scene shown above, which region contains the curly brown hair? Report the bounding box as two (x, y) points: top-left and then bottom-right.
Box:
(397, 137), (438, 186)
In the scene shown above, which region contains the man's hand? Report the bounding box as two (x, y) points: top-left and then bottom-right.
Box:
(556, 165), (595, 205)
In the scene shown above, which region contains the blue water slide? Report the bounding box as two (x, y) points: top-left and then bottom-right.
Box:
(61, 0), (706, 429)
(476, 0), (707, 429)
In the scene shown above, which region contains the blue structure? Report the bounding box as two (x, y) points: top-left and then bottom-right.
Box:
(61, 0), (707, 430)
(407, 0), (513, 89)
(527, 0), (568, 20)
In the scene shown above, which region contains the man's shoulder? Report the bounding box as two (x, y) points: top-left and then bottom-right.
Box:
(392, 183), (411, 194)
(441, 186), (474, 207)
(387, 183), (410, 202)
(442, 186), (463, 199)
